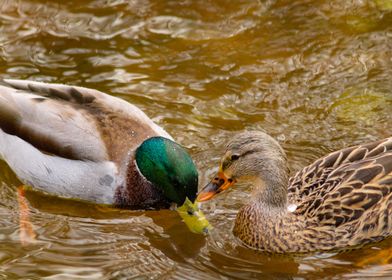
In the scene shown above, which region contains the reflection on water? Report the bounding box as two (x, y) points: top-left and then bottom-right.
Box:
(0, 0), (392, 278)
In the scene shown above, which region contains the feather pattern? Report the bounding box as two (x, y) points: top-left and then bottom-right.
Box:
(0, 79), (172, 164)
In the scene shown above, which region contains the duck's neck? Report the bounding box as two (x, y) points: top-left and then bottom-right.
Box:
(251, 167), (289, 210)
(234, 171), (295, 252)
(114, 158), (169, 209)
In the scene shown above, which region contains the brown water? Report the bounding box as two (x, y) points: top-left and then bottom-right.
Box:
(0, 0), (392, 278)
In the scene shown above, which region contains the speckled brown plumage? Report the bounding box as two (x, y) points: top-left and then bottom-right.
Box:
(202, 131), (392, 253)
(114, 159), (168, 209)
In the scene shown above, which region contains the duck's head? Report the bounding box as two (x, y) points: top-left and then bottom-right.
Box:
(135, 137), (198, 206)
(197, 131), (288, 203)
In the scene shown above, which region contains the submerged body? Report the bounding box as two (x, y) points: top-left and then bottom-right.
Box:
(0, 79), (198, 209)
(198, 131), (392, 253)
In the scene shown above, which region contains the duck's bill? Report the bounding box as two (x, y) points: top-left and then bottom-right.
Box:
(176, 197), (212, 234)
(197, 171), (236, 202)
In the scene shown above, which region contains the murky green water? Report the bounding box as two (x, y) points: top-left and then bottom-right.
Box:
(0, 0), (392, 278)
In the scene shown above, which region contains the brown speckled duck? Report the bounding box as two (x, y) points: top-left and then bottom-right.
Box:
(198, 131), (392, 253)
(0, 79), (198, 209)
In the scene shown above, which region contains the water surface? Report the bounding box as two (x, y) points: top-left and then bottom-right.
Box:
(0, 0), (392, 278)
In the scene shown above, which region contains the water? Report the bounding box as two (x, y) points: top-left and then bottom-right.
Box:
(0, 0), (392, 278)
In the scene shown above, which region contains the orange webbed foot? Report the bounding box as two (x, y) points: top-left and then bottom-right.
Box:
(17, 186), (36, 246)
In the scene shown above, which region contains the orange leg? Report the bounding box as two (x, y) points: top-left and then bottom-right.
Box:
(17, 186), (36, 245)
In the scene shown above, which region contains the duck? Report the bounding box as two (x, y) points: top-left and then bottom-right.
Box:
(0, 79), (198, 209)
(197, 131), (392, 253)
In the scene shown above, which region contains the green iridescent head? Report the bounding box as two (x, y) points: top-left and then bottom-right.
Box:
(135, 137), (198, 205)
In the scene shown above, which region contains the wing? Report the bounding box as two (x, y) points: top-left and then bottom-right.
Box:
(0, 129), (118, 204)
(289, 138), (392, 227)
(0, 79), (172, 164)
(288, 138), (392, 204)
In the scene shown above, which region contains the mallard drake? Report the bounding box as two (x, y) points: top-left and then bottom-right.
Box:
(198, 131), (392, 253)
(0, 79), (198, 209)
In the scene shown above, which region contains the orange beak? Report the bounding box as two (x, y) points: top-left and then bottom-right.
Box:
(197, 171), (236, 202)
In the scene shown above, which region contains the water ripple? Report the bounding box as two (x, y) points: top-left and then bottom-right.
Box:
(0, 0), (392, 278)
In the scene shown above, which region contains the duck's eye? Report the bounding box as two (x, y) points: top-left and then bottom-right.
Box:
(231, 154), (240, 161)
